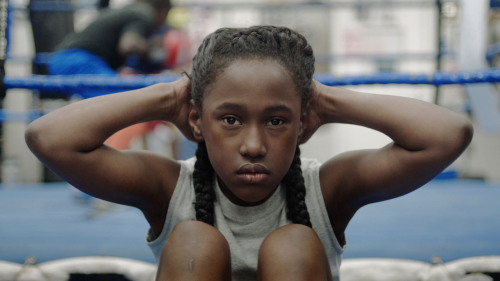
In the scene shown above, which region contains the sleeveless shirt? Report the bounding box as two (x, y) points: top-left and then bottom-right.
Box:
(146, 157), (346, 281)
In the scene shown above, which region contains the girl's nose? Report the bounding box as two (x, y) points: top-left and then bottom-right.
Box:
(240, 125), (267, 159)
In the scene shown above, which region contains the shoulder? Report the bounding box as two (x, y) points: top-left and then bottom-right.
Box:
(169, 157), (197, 194)
(300, 157), (322, 192)
(301, 158), (347, 250)
(178, 157), (197, 177)
(301, 157), (322, 174)
(300, 157), (322, 187)
(160, 157), (197, 224)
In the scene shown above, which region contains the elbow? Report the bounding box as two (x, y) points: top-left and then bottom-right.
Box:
(457, 116), (474, 151)
(25, 122), (42, 155)
(445, 116), (474, 157)
(25, 121), (54, 160)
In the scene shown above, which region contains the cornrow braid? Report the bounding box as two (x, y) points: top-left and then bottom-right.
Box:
(283, 146), (312, 227)
(193, 142), (215, 225)
(191, 25), (314, 111)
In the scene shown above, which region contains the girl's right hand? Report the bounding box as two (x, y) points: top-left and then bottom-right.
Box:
(167, 76), (196, 142)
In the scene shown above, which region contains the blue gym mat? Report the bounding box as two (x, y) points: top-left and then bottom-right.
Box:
(1, 178), (499, 264)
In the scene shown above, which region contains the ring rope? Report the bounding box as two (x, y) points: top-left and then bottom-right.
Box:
(4, 74), (182, 92)
(3, 68), (500, 93)
(314, 69), (500, 86)
(1, 68), (498, 123)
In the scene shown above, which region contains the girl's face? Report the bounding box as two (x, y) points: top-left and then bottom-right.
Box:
(190, 59), (304, 206)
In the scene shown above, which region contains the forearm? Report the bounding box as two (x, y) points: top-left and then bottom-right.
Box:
(315, 83), (473, 152)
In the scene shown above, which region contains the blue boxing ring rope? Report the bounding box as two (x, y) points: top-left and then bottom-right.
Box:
(3, 68), (500, 92)
(3, 68), (500, 91)
(1, 68), (499, 122)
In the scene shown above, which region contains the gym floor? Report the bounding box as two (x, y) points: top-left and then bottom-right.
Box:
(1, 178), (499, 264)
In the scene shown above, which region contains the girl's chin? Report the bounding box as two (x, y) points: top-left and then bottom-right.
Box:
(217, 178), (277, 206)
(230, 190), (276, 207)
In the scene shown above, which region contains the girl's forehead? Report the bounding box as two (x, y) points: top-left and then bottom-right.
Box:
(227, 57), (286, 70)
(201, 58), (301, 109)
(212, 58), (294, 90)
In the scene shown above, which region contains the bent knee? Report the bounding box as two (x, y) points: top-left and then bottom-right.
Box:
(259, 224), (325, 265)
(261, 224), (319, 247)
(170, 220), (222, 238)
(163, 221), (230, 254)
(258, 224), (332, 280)
(157, 221), (232, 280)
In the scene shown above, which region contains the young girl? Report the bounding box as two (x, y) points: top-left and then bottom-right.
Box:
(25, 26), (473, 281)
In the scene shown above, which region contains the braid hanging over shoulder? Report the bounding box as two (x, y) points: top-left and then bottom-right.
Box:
(282, 146), (312, 227)
(193, 143), (312, 228)
(193, 142), (215, 225)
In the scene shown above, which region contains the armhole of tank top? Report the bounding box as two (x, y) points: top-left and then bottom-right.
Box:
(303, 158), (347, 253)
(146, 158), (193, 245)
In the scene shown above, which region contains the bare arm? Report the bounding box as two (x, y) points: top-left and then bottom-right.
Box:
(25, 77), (192, 229)
(303, 81), (473, 235)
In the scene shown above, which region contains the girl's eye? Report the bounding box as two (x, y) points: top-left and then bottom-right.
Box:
(267, 118), (284, 126)
(222, 116), (240, 125)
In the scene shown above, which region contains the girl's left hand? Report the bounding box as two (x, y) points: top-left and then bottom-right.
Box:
(299, 80), (325, 144)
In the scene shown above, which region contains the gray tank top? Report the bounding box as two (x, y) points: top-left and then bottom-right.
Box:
(147, 157), (345, 281)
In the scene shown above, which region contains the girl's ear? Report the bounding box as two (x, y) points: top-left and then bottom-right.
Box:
(188, 101), (205, 142)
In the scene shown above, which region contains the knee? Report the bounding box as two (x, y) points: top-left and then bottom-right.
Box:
(168, 220), (223, 240)
(261, 224), (320, 248)
(258, 224), (332, 280)
(156, 221), (232, 281)
(163, 220), (229, 254)
(259, 224), (326, 267)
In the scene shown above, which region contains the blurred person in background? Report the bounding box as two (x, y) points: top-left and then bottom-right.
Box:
(47, 0), (173, 99)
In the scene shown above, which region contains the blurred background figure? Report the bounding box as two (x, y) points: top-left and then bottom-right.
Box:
(29, 0), (74, 79)
(46, 0), (172, 99)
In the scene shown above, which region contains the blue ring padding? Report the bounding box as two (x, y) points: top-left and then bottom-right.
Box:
(4, 74), (182, 92)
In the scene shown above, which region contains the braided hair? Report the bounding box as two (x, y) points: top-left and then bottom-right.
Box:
(190, 26), (314, 227)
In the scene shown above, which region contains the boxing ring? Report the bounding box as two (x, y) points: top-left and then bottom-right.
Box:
(1, 0), (500, 280)
(1, 71), (500, 281)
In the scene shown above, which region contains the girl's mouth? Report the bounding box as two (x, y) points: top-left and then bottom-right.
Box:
(236, 163), (270, 184)
(239, 172), (268, 184)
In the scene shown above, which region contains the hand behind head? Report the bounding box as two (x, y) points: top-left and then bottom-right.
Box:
(298, 80), (324, 144)
(168, 76), (197, 142)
